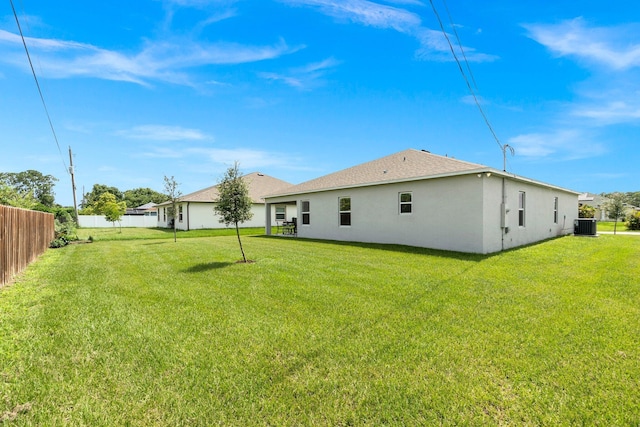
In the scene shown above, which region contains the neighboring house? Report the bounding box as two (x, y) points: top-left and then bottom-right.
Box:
(264, 149), (579, 254)
(156, 172), (294, 231)
(125, 202), (158, 216)
(578, 193), (607, 220)
(79, 202), (160, 228)
(579, 192), (639, 221)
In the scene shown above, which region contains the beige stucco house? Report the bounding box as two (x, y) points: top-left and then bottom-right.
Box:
(264, 149), (579, 254)
(157, 172), (295, 231)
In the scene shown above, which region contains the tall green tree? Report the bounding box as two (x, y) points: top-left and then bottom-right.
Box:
(83, 184), (123, 209)
(0, 170), (57, 207)
(0, 183), (37, 209)
(625, 191), (640, 208)
(163, 176), (182, 242)
(214, 162), (254, 263)
(123, 187), (168, 208)
(603, 192), (626, 235)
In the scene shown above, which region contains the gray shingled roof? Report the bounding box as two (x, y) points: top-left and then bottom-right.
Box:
(158, 172), (293, 206)
(267, 149), (487, 197)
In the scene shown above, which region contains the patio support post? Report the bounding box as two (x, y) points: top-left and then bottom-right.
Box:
(265, 202), (272, 235)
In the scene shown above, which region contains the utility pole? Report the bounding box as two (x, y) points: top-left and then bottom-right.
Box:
(69, 146), (79, 223)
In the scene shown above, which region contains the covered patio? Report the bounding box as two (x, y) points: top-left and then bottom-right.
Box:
(265, 200), (298, 236)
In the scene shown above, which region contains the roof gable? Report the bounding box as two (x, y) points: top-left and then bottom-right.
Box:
(268, 149), (486, 197)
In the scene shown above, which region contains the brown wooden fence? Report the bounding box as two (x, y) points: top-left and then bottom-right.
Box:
(0, 205), (55, 287)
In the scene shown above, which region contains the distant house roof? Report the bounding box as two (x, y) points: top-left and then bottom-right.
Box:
(158, 172), (293, 206)
(135, 202), (158, 210)
(126, 203), (158, 215)
(266, 148), (579, 198)
(579, 192), (605, 206)
(579, 193), (596, 202)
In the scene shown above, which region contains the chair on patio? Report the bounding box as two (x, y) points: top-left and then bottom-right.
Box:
(283, 217), (297, 235)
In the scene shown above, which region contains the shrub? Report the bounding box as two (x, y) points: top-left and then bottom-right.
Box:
(50, 210), (78, 248)
(627, 211), (640, 230)
(579, 204), (595, 218)
(49, 237), (68, 248)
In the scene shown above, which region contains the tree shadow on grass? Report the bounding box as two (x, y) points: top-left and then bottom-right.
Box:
(183, 262), (233, 273)
(251, 234), (572, 261)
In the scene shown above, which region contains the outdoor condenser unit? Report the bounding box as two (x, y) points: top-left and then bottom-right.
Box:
(574, 218), (597, 236)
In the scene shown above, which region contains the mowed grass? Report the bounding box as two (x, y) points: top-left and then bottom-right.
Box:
(1, 233), (639, 425)
(76, 226), (266, 241)
(597, 221), (639, 232)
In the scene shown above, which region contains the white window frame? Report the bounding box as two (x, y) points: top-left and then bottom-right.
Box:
(275, 206), (286, 221)
(553, 197), (559, 224)
(399, 192), (412, 214)
(178, 205), (183, 223)
(339, 197), (351, 227)
(518, 191), (526, 227)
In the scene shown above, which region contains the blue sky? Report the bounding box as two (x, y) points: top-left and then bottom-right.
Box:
(1, 0), (639, 206)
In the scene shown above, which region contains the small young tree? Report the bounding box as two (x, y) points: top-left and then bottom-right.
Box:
(603, 192), (626, 235)
(93, 192), (126, 231)
(163, 175), (182, 242)
(104, 201), (126, 232)
(214, 162), (254, 262)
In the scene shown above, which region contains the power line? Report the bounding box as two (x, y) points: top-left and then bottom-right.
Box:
(428, 0), (504, 153)
(9, 0), (68, 174)
(441, 0), (479, 92)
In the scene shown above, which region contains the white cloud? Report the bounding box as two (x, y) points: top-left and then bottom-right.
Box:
(259, 57), (341, 89)
(140, 147), (186, 158)
(281, 0), (496, 63)
(571, 86), (640, 125)
(118, 125), (210, 141)
(281, 0), (421, 32)
(523, 18), (640, 70)
(414, 28), (498, 62)
(0, 29), (301, 86)
(524, 18), (640, 129)
(592, 172), (628, 180)
(461, 94), (487, 106)
(380, 0), (424, 5)
(187, 147), (295, 170)
(508, 129), (605, 160)
(162, 0), (239, 7)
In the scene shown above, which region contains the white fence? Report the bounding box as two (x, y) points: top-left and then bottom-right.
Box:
(78, 215), (159, 228)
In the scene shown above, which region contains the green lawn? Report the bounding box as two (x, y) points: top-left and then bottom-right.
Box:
(76, 226), (266, 241)
(596, 221), (639, 232)
(1, 233), (639, 425)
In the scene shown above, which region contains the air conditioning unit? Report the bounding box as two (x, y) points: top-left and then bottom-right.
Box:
(574, 218), (597, 236)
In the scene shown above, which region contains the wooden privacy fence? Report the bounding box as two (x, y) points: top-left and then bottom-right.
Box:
(0, 205), (55, 287)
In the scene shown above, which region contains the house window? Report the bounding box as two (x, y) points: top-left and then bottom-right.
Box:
(339, 197), (351, 226)
(163, 207), (166, 222)
(399, 192), (412, 214)
(275, 206), (286, 221)
(301, 201), (310, 225)
(179, 205), (183, 222)
(518, 191), (526, 227)
(553, 197), (559, 224)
